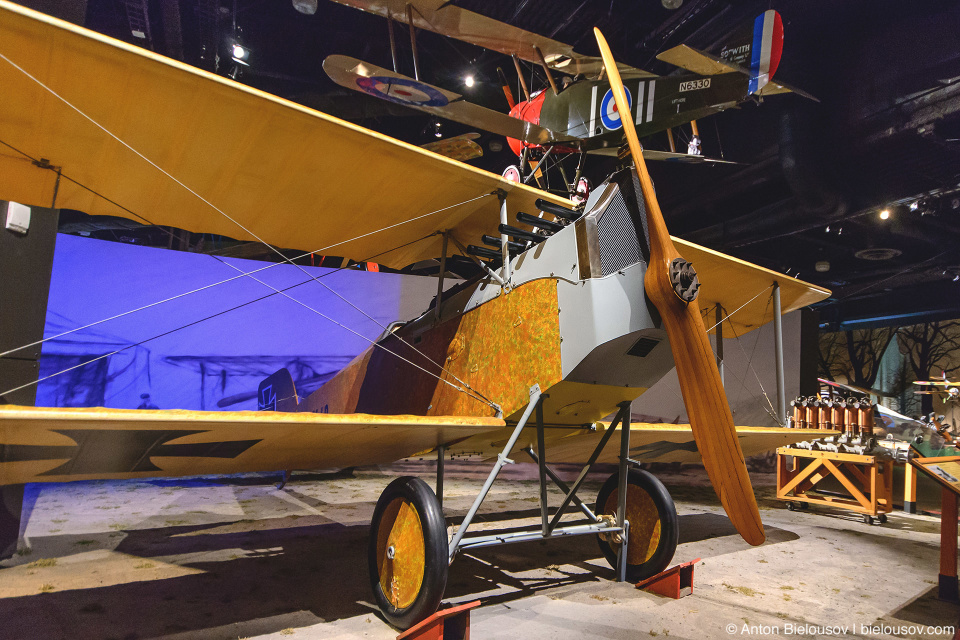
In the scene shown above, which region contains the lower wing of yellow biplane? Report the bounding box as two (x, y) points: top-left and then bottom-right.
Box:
(0, 405), (828, 486)
(443, 422), (832, 466)
(0, 406), (504, 485)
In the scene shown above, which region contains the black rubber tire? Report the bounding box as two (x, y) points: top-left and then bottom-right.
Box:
(786, 502), (796, 511)
(369, 476), (448, 630)
(878, 513), (888, 524)
(595, 469), (679, 582)
(862, 514), (874, 525)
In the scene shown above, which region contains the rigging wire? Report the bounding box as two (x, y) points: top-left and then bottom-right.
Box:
(2, 56), (488, 398)
(0, 53), (502, 409)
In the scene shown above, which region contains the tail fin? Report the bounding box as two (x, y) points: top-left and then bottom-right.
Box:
(717, 10), (783, 94)
(258, 368), (299, 412)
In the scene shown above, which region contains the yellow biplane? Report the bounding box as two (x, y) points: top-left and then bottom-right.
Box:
(0, 1), (830, 629)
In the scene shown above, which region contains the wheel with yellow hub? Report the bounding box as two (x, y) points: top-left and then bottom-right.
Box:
(594, 469), (679, 582)
(368, 476), (448, 629)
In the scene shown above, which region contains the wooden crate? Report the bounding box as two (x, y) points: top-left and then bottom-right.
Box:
(776, 447), (893, 520)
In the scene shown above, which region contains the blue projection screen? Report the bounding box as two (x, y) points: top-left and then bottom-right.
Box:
(37, 235), (437, 411)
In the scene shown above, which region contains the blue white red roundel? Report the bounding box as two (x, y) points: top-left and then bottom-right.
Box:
(356, 76), (449, 107)
(600, 86), (632, 130)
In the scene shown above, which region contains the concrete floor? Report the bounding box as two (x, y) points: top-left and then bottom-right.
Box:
(0, 461), (957, 640)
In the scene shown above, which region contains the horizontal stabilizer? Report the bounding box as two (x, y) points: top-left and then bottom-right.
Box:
(324, 55), (576, 145)
(0, 405), (504, 485)
(658, 43), (818, 102)
(588, 147), (740, 164)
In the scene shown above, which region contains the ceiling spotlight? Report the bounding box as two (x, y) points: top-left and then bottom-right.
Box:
(464, 75), (475, 88)
(909, 201), (919, 211)
(433, 121), (442, 138)
(815, 260), (830, 273)
(231, 44), (250, 65)
(825, 225), (830, 232)
(955, 275), (960, 282)
(662, 0), (683, 8)
(879, 209), (890, 220)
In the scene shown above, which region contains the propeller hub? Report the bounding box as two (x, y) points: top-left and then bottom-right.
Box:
(670, 258), (700, 303)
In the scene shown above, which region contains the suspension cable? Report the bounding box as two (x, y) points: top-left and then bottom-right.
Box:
(0, 51), (499, 406)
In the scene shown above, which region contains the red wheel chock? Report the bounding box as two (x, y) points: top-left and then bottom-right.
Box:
(396, 601), (481, 640)
(635, 558), (700, 599)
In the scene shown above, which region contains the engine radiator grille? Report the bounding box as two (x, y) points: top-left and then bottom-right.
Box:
(597, 185), (644, 276)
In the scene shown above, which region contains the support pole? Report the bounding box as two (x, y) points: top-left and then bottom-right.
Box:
(715, 304), (724, 386)
(536, 397), (549, 536)
(406, 4), (419, 80)
(436, 445), (445, 510)
(498, 190), (512, 285)
(434, 233), (448, 325)
(387, 14), (399, 73)
(449, 385), (542, 560)
(904, 463), (918, 514)
(666, 129), (676, 153)
(532, 45), (559, 95)
(511, 54), (531, 101)
(940, 487), (959, 602)
(615, 401), (632, 582)
(523, 447), (599, 522)
(773, 282), (786, 425)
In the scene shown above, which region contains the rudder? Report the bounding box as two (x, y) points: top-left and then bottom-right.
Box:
(258, 368), (299, 412)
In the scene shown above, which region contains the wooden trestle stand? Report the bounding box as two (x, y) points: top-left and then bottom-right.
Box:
(776, 448), (893, 523)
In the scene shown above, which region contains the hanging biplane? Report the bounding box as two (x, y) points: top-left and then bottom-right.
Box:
(0, 1), (830, 630)
(914, 374), (960, 404)
(322, 1), (815, 190)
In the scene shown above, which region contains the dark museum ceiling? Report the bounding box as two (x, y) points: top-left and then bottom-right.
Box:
(20, 0), (960, 330)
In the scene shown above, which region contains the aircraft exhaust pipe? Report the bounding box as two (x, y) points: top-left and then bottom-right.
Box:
(517, 211), (564, 232)
(536, 198), (581, 221)
(498, 224), (546, 244)
(482, 234), (525, 253)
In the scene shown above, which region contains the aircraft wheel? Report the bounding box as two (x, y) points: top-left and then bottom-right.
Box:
(369, 476), (448, 630)
(595, 469), (679, 582)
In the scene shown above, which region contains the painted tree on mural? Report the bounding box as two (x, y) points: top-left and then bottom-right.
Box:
(897, 320), (960, 413)
(818, 327), (896, 390)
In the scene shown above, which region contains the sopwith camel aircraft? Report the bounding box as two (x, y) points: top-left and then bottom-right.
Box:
(0, 1), (829, 629)
(322, 1), (815, 192)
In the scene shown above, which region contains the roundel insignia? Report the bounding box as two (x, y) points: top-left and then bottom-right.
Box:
(600, 86), (632, 131)
(356, 76), (449, 107)
(501, 165), (521, 183)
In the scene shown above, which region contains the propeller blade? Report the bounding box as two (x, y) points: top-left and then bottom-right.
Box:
(593, 28), (765, 546)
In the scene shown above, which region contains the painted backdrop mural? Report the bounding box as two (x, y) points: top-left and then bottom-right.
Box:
(37, 235), (437, 411)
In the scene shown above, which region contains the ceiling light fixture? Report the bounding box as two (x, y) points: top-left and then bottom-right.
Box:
(879, 209), (890, 220)
(909, 201), (919, 211)
(231, 44), (250, 65)
(464, 75), (475, 88)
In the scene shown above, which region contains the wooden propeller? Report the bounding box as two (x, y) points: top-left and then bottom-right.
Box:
(594, 28), (765, 546)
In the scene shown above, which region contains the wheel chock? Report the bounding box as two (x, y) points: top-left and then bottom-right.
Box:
(396, 600), (480, 640)
(635, 558), (700, 599)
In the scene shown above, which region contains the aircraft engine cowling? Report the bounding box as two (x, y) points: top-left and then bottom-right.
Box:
(506, 90), (547, 156)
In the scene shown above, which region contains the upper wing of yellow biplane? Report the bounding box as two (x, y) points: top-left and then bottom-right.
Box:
(326, 0), (656, 80)
(0, 1), (827, 334)
(0, 405), (504, 486)
(0, 1), (570, 270)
